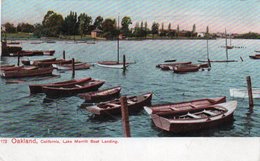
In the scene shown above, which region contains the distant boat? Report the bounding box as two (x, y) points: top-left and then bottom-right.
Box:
(164, 59), (176, 63)
(156, 62), (192, 71)
(170, 64), (201, 73)
(46, 41), (56, 43)
(230, 88), (260, 98)
(255, 50), (260, 53)
(144, 101), (237, 133)
(249, 54), (260, 59)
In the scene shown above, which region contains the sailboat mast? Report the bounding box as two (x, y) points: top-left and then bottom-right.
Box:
(117, 16), (120, 64)
(225, 28), (229, 61)
(206, 39), (209, 60)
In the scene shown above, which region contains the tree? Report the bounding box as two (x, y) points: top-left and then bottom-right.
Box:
(102, 18), (117, 39)
(33, 23), (43, 38)
(176, 25), (180, 37)
(42, 10), (64, 36)
(78, 13), (92, 37)
(151, 22), (159, 38)
(3, 23), (16, 33)
(168, 23), (171, 31)
(192, 24), (196, 37)
(160, 22), (166, 37)
(121, 16), (132, 37)
(93, 16), (103, 30)
(17, 23), (34, 33)
(144, 21), (148, 38)
(62, 11), (78, 35)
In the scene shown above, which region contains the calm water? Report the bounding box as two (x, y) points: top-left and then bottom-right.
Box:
(1, 39), (260, 137)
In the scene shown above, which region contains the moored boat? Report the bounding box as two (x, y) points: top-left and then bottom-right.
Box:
(230, 88), (260, 98)
(21, 58), (57, 66)
(145, 101), (237, 133)
(42, 79), (105, 98)
(79, 86), (121, 102)
(29, 77), (92, 94)
(1, 66), (54, 78)
(86, 92), (153, 116)
(96, 61), (129, 69)
(54, 62), (91, 70)
(249, 54), (260, 59)
(171, 64), (200, 73)
(156, 62), (192, 71)
(144, 96), (226, 115)
(0, 65), (24, 71)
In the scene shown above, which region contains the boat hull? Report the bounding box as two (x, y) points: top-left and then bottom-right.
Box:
(1, 67), (54, 78)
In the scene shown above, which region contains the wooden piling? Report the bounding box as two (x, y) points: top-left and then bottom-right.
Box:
(72, 58), (75, 78)
(63, 50), (66, 59)
(123, 55), (126, 71)
(207, 58), (211, 68)
(246, 76), (254, 108)
(240, 56), (243, 62)
(120, 96), (131, 137)
(17, 52), (20, 66)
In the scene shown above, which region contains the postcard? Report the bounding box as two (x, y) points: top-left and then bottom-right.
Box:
(1, 0), (260, 161)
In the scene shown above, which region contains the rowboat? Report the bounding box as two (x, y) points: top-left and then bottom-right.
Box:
(86, 92), (153, 116)
(53, 62), (91, 70)
(29, 77), (92, 94)
(144, 96), (226, 115)
(156, 62), (192, 71)
(42, 79), (105, 98)
(249, 54), (260, 59)
(164, 59), (176, 63)
(36, 59), (73, 67)
(96, 61), (129, 69)
(79, 86), (121, 102)
(145, 101), (237, 133)
(1, 66), (54, 78)
(21, 58), (57, 66)
(230, 88), (260, 98)
(10, 50), (55, 57)
(170, 64), (200, 73)
(0, 65), (24, 71)
(255, 50), (260, 53)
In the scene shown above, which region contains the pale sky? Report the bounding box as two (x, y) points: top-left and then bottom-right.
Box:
(1, 0), (260, 33)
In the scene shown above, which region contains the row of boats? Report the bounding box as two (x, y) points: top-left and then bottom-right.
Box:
(25, 76), (237, 134)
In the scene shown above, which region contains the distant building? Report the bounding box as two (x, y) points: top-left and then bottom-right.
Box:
(197, 32), (205, 38)
(91, 29), (103, 38)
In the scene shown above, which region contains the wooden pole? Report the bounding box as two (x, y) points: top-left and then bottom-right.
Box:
(246, 76), (254, 108)
(120, 96), (131, 137)
(72, 58), (75, 78)
(17, 52), (20, 66)
(240, 56), (243, 62)
(63, 50), (66, 59)
(123, 54), (126, 71)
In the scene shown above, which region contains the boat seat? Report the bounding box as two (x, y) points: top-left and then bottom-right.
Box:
(187, 113), (201, 119)
(127, 100), (135, 104)
(75, 84), (82, 88)
(106, 103), (121, 107)
(203, 110), (216, 116)
(170, 107), (179, 111)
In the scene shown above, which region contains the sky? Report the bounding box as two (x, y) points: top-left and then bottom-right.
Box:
(1, 0), (260, 33)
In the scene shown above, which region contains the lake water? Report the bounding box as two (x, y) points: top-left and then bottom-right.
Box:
(0, 39), (260, 137)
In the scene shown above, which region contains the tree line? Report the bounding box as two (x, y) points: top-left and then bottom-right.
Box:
(2, 10), (200, 39)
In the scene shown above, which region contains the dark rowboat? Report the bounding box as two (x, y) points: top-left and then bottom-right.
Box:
(79, 86), (121, 102)
(42, 79), (105, 98)
(198, 60), (238, 63)
(21, 58), (57, 66)
(36, 59), (73, 67)
(29, 77), (92, 94)
(10, 50), (55, 57)
(86, 92), (153, 116)
(164, 59), (176, 63)
(0, 66), (24, 71)
(145, 101), (237, 133)
(1, 66), (54, 78)
(144, 96), (226, 115)
(54, 62), (91, 70)
(249, 54), (260, 59)
(171, 64), (200, 73)
(156, 62), (192, 71)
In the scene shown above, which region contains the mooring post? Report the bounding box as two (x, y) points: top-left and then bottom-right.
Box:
(240, 56), (243, 62)
(72, 58), (75, 78)
(63, 50), (66, 60)
(207, 58), (211, 68)
(246, 76), (254, 108)
(120, 96), (131, 137)
(17, 52), (20, 66)
(123, 54), (126, 71)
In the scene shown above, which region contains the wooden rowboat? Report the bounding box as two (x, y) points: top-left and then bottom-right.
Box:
(36, 59), (73, 67)
(145, 101), (237, 133)
(42, 79), (105, 98)
(29, 77), (92, 94)
(54, 62), (91, 70)
(86, 92), (153, 116)
(230, 88), (260, 98)
(79, 86), (121, 102)
(1, 66), (54, 78)
(144, 96), (226, 115)
(249, 54), (260, 59)
(21, 58), (57, 66)
(96, 61), (129, 69)
(171, 64), (200, 73)
(156, 62), (192, 71)
(0, 66), (24, 71)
